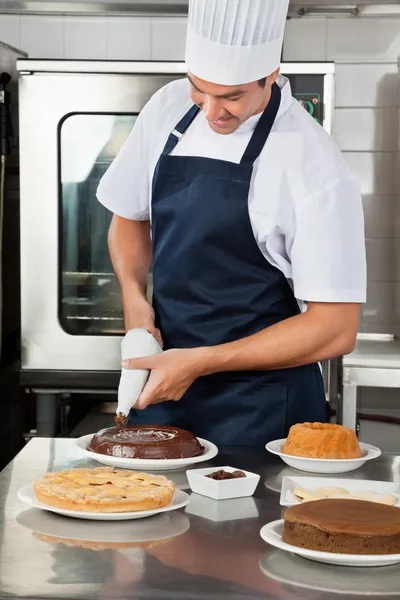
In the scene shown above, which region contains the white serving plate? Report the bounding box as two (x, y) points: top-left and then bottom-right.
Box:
(259, 550), (400, 596)
(266, 439), (381, 474)
(18, 484), (190, 521)
(17, 508), (190, 545)
(280, 475), (400, 507)
(73, 434), (218, 471)
(186, 466), (260, 500)
(260, 520), (400, 567)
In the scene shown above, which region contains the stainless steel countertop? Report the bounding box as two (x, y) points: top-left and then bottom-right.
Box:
(1, 438), (400, 600)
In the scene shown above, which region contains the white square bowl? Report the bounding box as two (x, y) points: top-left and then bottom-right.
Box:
(186, 466), (260, 500)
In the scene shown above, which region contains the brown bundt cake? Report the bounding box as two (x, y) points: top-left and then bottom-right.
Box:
(282, 422), (362, 460)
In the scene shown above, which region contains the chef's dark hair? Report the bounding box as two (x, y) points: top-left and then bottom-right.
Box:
(258, 77), (267, 88)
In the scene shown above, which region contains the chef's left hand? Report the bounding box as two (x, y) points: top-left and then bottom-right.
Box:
(121, 348), (205, 409)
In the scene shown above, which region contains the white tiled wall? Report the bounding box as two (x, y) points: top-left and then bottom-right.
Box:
(284, 17), (327, 61)
(0, 14), (188, 60)
(0, 15), (20, 49)
(334, 108), (398, 152)
(326, 17), (400, 62)
(21, 16), (64, 58)
(285, 16), (400, 338)
(64, 17), (108, 59)
(1, 12), (399, 336)
(151, 17), (187, 60)
(107, 17), (151, 60)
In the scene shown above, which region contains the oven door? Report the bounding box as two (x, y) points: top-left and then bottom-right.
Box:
(19, 68), (182, 375)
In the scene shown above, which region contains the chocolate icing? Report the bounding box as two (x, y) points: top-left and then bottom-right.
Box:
(114, 413), (128, 426)
(88, 425), (205, 460)
(206, 470), (246, 480)
(284, 499), (400, 535)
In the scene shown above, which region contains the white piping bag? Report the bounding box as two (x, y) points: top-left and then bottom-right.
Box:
(115, 328), (162, 425)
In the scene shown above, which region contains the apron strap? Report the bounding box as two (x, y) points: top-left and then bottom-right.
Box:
(162, 105), (200, 156)
(240, 83), (282, 167)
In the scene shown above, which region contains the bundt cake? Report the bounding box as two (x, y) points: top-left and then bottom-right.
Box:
(282, 422), (362, 460)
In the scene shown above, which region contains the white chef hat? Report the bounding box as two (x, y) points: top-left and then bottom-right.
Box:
(185, 0), (289, 86)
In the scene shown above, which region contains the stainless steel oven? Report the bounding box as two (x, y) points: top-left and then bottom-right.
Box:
(18, 60), (334, 392)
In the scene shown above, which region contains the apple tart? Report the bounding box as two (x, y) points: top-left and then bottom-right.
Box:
(33, 467), (175, 513)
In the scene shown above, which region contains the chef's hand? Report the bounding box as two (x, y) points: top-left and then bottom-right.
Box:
(121, 348), (203, 409)
(123, 298), (163, 348)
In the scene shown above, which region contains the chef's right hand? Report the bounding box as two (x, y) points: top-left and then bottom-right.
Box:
(123, 298), (163, 348)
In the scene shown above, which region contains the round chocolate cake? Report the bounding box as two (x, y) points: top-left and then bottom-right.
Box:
(88, 425), (205, 460)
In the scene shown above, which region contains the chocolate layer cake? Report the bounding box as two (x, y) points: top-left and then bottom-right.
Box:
(88, 425), (205, 460)
(283, 499), (400, 555)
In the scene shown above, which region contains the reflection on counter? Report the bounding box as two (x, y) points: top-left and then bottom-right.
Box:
(12, 509), (190, 598)
(185, 493), (259, 522)
(263, 463), (377, 494)
(259, 549), (400, 596)
(17, 508), (190, 549)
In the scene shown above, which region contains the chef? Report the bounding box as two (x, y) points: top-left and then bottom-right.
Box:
(97, 0), (366, 446)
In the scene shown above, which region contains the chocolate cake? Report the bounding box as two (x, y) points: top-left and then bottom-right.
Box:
(88, 425), (205, 460)
(283, 499), (400, 555)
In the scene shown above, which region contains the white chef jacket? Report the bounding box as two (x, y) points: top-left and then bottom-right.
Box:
(97, 75), (366, 304)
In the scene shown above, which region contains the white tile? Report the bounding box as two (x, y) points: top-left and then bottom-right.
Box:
(327, 18), (400, 62)
(283, 18), (327, 61)
(344, 152), (397, 196)
(151, 17), (187, 60)
(365, 238), (397, 283)
(0, 15), (20, 49)
(335, 64), (399, 109)
(334, 108), (398, 152)
(107, 17), (151, 60)
(362, 195), (400, 239)
(362, 281), (395, 326)
(21, 15), (63, 58)
(64, 17), (107, 60)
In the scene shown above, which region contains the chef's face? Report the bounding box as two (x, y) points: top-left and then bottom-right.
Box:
(188, 69), (280, 134)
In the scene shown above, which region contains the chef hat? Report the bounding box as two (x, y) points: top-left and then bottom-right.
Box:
(185, 0), (289, 86)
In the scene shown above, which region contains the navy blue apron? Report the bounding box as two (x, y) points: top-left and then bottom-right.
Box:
(129, 83), (326, 446)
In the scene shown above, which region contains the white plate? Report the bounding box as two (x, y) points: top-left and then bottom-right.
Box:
(260, 520), (400, 567)
(73, 434), (218, 471)
(259, 550), (400, 596)
(280, 475), (400, 507)
(17, 508), (190, 545)
(17, 484), (191, 521)
(266, 439), (381, 474)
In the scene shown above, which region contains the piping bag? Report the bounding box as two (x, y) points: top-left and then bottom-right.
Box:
(115, 328), (163, 425)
